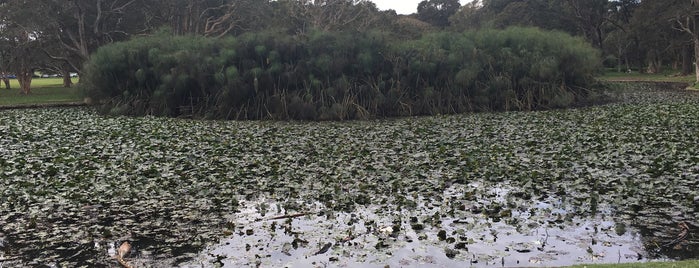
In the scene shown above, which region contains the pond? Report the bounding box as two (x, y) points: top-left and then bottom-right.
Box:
(0, 84), (697, 267)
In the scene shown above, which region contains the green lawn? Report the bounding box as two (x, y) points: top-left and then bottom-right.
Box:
(573, 260), (699, 268)
(599, 70), (696, 84)
(0, 78), (83, 106)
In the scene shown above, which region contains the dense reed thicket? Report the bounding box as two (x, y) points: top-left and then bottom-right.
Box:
(82, 27), (601, 120)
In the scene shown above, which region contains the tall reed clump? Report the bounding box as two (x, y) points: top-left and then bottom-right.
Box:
(82, 27), (600, 120)
(463, 27), (601, 110)
(82, 33), (238, 118)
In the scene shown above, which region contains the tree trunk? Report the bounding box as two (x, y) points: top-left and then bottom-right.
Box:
(617, 56), (622, 73)
(595, 26), (604, 52)
(694, 35), (699, 83)
(16, 69), (32, 95)
(62, 69), (72, 88)
(682, 43), (693, 75)
(617, 45), (625, 73)
(647, 52), (661, 74)
(2, 78), (9, 89)
(694, 14), (699, 83)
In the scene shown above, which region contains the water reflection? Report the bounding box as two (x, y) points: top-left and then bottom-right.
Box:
(188, 184), (652, 267)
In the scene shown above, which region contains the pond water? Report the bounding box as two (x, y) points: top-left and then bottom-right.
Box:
(0, 85), (698, 267)
(183, 183), (694, 267)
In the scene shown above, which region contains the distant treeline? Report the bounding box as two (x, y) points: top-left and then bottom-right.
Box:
(83, 27), (600, 120)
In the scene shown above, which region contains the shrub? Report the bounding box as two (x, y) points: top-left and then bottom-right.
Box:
(83, 33), (232, 117)
(82, 27), (600, 120)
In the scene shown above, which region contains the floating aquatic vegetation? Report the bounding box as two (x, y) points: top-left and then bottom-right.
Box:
(0, 84), (697, 267)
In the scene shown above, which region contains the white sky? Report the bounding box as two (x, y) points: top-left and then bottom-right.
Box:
(371, 0), (468, 15)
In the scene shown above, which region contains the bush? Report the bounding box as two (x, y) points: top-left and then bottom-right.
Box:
(454, 27), (599, 110)
(82, 27), (601, 120)
(83, 33), (233, 117)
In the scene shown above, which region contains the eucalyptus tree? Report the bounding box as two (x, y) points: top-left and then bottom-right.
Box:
(627, 1), (673, 73)
(603, 0), (640, 72)
(32, 0), (156, 74)
(289, 0), (382, 32)
(461, 0), (577, 34)
(0, 0), (48, 94)
(565, 0), (610, 51)
(149, 0), (273, 36)
(416, 0), (461, 28)
(624, 0), (696, 75)
(448, 0), (485, 31)
(669, 0), (699, 82)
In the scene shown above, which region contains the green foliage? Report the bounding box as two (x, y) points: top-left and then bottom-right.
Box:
(417, 0), (462, 28)
(461, 27), (601, 110)
(83, 33), (235, 117)
(83, 27), (600, 120)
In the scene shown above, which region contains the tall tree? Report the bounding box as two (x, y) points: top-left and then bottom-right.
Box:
(448, 0), (483, 31)
(417, 0), (461, 28)
(149, 0), (272, 36)
(603, 0), (640, 72)
(670, 0), (699, 82)
(626, 0), (697, 75)
(464, 0), (577, 35)
(565, 0), (610, 51)
(0, 0), (49, 94)
(296, 0), (381, 32)
(35, 0), (155, 74)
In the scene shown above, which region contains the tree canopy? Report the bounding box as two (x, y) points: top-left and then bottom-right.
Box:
(417, 0), (461, 28)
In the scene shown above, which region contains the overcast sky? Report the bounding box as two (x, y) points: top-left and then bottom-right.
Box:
(371, 0), (467, 15)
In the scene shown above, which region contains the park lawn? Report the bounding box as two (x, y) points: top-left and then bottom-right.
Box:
(0, 78), (83, 106)
(573, 260), (699, 268)
(599, 70), (696, 84)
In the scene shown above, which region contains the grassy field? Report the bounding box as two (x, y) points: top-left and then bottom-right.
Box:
(574, 260), (699, 268)
(0, 78), (83, 106)
(599, 69), (696, 84)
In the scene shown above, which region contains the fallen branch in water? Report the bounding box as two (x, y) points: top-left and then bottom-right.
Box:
(258, 212), (313, 222)
(314, 242), (333, 255)
(661, 221), (690, 249)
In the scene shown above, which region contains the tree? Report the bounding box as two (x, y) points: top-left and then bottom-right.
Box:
(417, 0), (461, 28)
(461, 0), (577, 34)
(149, 0), (273, 37)
(0, 31), (44, 94)
(670, 0), (699, 82)
(0, 0), (49, 94)
(565, 0), (610, 51)
(449, 0), (485, 31)
(603, 0), (640, 72)
(624, 0), (696, 75)
(34, 0), (156, 74)
(288, 0), (382, 32)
